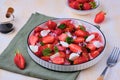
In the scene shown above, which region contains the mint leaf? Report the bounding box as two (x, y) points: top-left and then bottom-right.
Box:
(58, 24), (66, 29)
(42, 48), (52, 56)
(66, 37), (73, 44)
(79, 25), (86, 31)
(89, 2), (96, 9)
(40, 42), (44, 46)
(54, 46), (59, 52)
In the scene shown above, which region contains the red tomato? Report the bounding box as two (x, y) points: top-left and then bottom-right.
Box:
(87, 43), (96, 51)
(73, 56), (88, 64)
(75, 29), (87, 37)
(51, 57), (65, 64)
(29, 35), (39, 45)
(42, 35), (55, 44)
(58, 33), (67, 41)
(69, 44), (82, 52)
(83, 3), (91, 10)
(74, 37), (85, 43)
(41, 56), (50, 61)
(90, 50), (100, 58)
(94, 11), (106, 24)
(46, 20), (57, 29)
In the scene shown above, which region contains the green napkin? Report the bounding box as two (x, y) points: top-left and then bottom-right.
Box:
(0, 13), (80, 80)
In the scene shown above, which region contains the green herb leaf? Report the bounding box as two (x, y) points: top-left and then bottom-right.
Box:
(89, 2), (96, 9)
(42, 48), (52, 56)
(40, 42), (44, 46)
(54, 46), (59, 52)
(58, 24), (66, 29)
(66, 37), (73, 44)
(79, 25), (86, 31)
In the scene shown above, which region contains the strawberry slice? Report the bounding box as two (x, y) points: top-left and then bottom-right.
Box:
(41, 56), (50, 61)
(69, 44), (82, 52)
(51, 57), (64, 65)
(46, 20), (57, 30)
(87, 43), (96, 51)
(58, 33), (67, 41)
(29, 35), (39, 45)
(74, 37), (85, 43)
(42, 35), (55, 44)
(73, 56), (88, 64)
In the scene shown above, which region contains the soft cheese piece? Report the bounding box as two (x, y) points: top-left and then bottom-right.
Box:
(29, 45), (38, 52)
(86, 34), (95, 42)
(40, 30), (50, 37)
(50, 52), (60, 59)
(93, 41), (103, 48)
(69, 53), (79, 61)
(60, 41), (69, 47)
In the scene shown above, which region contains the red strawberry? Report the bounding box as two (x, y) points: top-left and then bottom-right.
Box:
(90, 50), (100, 58)
(51, 57), (64, 64)
(14, 50), (26, 69)
(53, 28), (62, 35)
(59, 52), (66, 58)
(29, 35), (39, 45)
(75, 29), (87, 37)
(46, 20), (57, 29)
(41, 56), (50, 61)
(83, 3), (91, 10)
(42, 35), (55, 44)
(69, 1), (80, 10)
(73, 56), (88, 64)
(74, 37), (85, 43)
(94, 11), (106, 24)
(87, 43), (96, 50)
(69, 44), (82, 52)
(34, 27), (42, 33)
(77, 0), (87, 3)
(58, 33), (67, 41)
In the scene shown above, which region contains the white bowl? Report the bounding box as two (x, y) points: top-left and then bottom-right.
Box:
(27, 18), (106, 72)
(66, 0), (100, 15)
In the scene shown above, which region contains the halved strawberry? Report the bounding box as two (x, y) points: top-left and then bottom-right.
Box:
(42, 35), (55, 44)
(46, 20), (57, 30)
(87, 43), (96, 51)
(90, 50), (100, 58)
(34, 26), (42, 33)
(74, 37), (85, 43)
(53, 28), (62, 35)
(41, 56), (50, 61)
(59, 52), (66, 58)
(51, 57), (64, 64)
(75, 29), (87, 37)
(69, 44), (82, 52)
(58, 33), (67, 41)
(29, 35), (39, 45)
(57, 45), (66, 51)
(73, 56), (88, 64)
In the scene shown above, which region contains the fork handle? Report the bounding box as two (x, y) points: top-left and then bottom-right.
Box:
(97, 66), (109, 80)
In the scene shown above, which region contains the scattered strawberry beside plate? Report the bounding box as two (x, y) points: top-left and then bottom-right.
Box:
(14, 50), (26, 69)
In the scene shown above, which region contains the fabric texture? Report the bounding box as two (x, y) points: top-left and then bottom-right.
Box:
(0, 13), (80, 80)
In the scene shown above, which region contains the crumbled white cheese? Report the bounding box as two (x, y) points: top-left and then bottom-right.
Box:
(50, 52), (60, 59)
(40, 30), (50, 37)
(29, 45), (38, 52)
(69, 53), (79, 61)
(66, 32), (72, 37)
(93, 41), (103, 48)
(86, 34), (95, 42)
(60, 41), (69, 47)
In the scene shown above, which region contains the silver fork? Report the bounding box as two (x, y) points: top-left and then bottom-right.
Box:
(97, 47), (120, 80)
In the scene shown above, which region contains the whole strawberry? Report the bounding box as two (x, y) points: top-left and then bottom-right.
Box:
(14, 50), (26, 69)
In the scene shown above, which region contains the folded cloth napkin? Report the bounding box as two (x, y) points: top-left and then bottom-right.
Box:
(0, 13), (80, 80)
